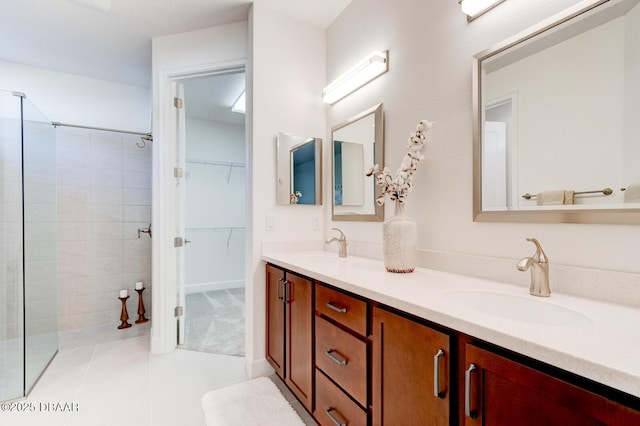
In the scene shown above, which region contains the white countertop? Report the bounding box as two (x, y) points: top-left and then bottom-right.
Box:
(262, 250), (640, 399)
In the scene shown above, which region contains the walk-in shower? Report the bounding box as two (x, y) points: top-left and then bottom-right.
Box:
(0, 90), (58, 402)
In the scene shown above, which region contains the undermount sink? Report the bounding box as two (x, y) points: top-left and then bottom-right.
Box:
(443, 290), (592, 327)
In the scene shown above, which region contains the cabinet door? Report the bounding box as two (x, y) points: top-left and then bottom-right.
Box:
(463, 344), (640, 425)
(265, 264), (285, 378)
(372, 307), (450, 426)
(285, 272), (313, 411)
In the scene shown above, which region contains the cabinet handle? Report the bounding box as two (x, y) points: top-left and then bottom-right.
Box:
(326, 301), (347, 313)
(434, 349), (445, 399)
(276, 278), (284, 301)
(326, 407), (347, 426)
(283, 280), (290, 304)
(325, 349), (348, 365)
(465, 363), (478, 419)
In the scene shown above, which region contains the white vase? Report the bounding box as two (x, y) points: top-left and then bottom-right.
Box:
(383, 200), (417, 273)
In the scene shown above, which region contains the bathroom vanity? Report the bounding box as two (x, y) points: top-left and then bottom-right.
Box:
(263, 252), (640, 425)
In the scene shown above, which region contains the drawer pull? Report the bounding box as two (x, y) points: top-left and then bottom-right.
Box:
(326, 301), (347, 313)
(465, 363), (478, 419)
(434, 349), (445, 399)
(326, 407), (347, 426)
(276, 278), (284, 301)
(325, 349), (348, 365)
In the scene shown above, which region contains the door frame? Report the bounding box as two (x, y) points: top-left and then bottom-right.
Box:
(151, 59), (248, 355)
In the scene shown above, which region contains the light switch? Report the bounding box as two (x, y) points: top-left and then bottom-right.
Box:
(266, 215), (275, 231)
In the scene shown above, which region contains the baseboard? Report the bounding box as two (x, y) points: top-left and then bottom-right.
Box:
(185, 279), (244, 294)
(248, 358), (275, 379)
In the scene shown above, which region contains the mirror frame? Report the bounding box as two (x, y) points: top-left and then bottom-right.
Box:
(276, 133), (323, 205)
(472, 0), (640, 225)
(331, 103), (385, 222)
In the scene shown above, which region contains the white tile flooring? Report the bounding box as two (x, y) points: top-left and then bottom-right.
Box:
(0, 324), (248, 426)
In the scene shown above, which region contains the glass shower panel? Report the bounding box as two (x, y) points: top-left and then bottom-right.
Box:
(22, 96), (58, 393)
(0, 91), (24, 401)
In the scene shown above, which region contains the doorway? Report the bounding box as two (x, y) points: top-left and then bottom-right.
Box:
(176, 71), (246, 356)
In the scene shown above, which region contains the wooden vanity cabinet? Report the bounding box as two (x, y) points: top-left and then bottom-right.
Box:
(314, 283), (369, 426)
(372, 306), (451, 426)
(265, 264), (313, 411)
(463, 344), (640, 426)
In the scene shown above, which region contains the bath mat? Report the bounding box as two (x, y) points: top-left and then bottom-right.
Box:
(201, 377), (306, 426)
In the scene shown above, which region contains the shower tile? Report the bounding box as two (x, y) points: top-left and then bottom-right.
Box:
(25, 260), (57, 281)
(92, 274), (128, 293)
(91, 168), (123, 188)
(57, 203), (89, 223)
(123, 150), (151, 172)
(90, 204), (123, 223)
(123, 187), (151, 206)
(123, 222), (148, 241)
(122, 255), (150, 274)
(90, 257), (123, 275)
(57, 222), (89, 241)
(90, 222), (123, 240)
(57, 184), (90, 205)
(123, 238), (151, 257)
(58, 260), (90, 278)
(91, 135), (123, 170)
(25, 241), (57, 262)
(90, 186), (123, 205)
(123, 205), (151, 223)
(123, 170), (151, 189)
(23, 164), (57, 185)
(89, 239), (123, 258)
(24, 203), (57, 223)
(58, 240), (89, 260)
(57, 166), (90, 186)
(26, 222), (58, 242)
(24, 183), (57, 204)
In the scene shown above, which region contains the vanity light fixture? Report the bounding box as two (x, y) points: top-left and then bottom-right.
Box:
(459, 0), (505, 20)
(232, 90), (246, 114)
(322, 50), (388, 105)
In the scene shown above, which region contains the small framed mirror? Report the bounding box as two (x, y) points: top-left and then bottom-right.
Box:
(473, 0), (640, 224)
(276, 133), (322, 205)
(332, 103), (384, 221)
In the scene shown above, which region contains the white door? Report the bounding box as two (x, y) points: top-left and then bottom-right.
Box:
(482, 121), (507, 210)
(173, 82), (187, 345)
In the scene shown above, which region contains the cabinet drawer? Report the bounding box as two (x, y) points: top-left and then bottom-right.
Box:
(316, 316), (367, 406)
(315, 369), (367, 426)
(316, 284), (367, 336)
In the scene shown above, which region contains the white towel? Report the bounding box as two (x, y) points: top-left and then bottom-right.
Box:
(536, 190), (565, 206)
(536, 190), (575, 205)
(624, 183), (640, 203)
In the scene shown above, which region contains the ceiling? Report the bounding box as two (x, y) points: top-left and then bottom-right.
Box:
(0, 0), (351, 89)
(183, 72), (246, 125)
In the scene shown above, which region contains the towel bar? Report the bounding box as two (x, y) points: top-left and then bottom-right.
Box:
(522, 187), (613, 200)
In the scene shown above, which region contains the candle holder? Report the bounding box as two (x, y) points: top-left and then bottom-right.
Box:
(118, 296), (132, 329)
(135, 288), (149, 324)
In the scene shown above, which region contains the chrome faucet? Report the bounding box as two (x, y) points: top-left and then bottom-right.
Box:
(325, 228), (348, 258)
(517, 238), (550, 297)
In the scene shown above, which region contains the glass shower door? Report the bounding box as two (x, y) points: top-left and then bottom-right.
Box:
(0, 90), (58, 401)
(22, 96), (58, 394)
(0, 91), (25, 401)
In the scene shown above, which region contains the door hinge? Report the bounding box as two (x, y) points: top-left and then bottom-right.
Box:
(174, 306), (184, 317)
(174, 237), (184, 247)
(174, 167), (183, 178)
(174, 97), (183, 109)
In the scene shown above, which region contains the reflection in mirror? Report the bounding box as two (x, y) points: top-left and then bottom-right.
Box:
(332, 103), (384, 221)
(473, 0), (640, 224)
(276, 133), (322, 205)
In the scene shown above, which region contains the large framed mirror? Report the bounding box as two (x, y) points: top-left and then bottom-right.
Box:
(276, 133), (322, 205)
(473, 0), (640, 224)
(332, 103), (384, 221)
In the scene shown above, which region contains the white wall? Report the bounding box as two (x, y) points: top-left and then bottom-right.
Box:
(326, 0), (640, 274)
(185, 118), (245, 292)
(250, 3), (326, 375)
(624, 3), (640, 185)
(0, 60), (150, 132)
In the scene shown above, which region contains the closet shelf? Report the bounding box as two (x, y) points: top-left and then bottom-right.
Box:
(185, 159), (245, 183)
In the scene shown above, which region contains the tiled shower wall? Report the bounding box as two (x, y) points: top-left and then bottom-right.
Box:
(55, 127), (151, 330)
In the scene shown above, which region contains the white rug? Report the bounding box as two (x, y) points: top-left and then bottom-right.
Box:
(201, 377), (306, 426)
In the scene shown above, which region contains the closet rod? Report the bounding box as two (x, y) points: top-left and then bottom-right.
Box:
(52, 121), (153, 139)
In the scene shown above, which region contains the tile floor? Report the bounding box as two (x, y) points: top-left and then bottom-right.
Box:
(0, 324), (247, 426)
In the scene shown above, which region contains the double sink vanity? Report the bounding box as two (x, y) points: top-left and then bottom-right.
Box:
(263, 250), (640, 425)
